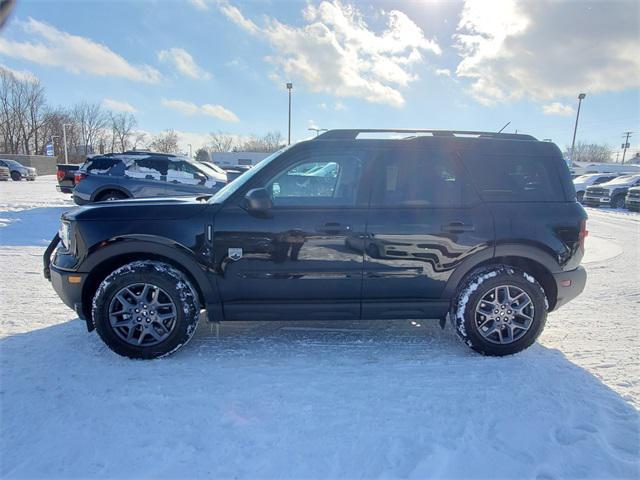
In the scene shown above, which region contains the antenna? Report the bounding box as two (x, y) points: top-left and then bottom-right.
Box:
(498, 121), (511, 134)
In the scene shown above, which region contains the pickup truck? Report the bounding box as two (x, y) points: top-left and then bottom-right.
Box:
(56, 164), (80, 194)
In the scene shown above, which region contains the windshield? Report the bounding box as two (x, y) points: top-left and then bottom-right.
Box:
(605, 175), (640, 186)
(209, 145), (294, 203)
(191, 160), (225, 180)
(2, 159), (23, 168)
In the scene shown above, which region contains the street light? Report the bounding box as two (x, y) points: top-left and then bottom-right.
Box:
(569, 93), (586, 167)
(62, 123), (72, 164)
(286, 82), (293, 145)
(308, 127), (328, 137)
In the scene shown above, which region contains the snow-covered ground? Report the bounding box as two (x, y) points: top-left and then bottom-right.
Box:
(1, 177), (638, 478)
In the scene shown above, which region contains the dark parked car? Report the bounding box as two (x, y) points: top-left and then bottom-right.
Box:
(44, 129), (587, 359)
(0, 159), (37, 181)
(72, 151), (227, 204)
(56, 164), (80, 194)
(582, 174), (640, 208)
(0, 165), (9, 181)
(625, 186), (640, 212)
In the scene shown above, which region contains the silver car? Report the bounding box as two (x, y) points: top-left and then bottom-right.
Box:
(0, 159), (37, 181)
(72, 152), (227, 205)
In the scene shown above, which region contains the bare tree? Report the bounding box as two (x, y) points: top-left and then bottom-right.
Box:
(72, 102), (107, 155)
(131, 131), (148, 151)
(110, 112), (137, 153)
(194, 147), (210, 163)
(208, 130), (236, 152)
(564, 142), (612, 163)
(148, 129), (180, 154)
(237, 131), (284, 152)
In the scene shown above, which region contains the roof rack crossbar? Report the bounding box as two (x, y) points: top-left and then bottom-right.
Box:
(315, 129), (536, 141)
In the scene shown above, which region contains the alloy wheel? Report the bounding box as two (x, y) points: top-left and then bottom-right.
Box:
(108, 283), (177, 346)
(474, 285), (534, 345)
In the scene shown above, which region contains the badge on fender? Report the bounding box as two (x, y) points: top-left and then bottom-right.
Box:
(228, 248), (243, 261)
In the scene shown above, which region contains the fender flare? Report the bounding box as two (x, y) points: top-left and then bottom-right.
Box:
(441, 243), (560, 299)
(81, 235), (222, 320)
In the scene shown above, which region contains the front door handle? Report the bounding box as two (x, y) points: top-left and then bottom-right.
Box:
(442, 222), (475, 233)
(316, 222), (352, 234)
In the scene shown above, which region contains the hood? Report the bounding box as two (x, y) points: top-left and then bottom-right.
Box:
(63, 196), (213, 222)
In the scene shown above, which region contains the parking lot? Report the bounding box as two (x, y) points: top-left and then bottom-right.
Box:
(1, 177), (638, 478)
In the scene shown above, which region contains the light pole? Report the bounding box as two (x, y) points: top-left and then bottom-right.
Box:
(569, 93), (586, 167)
(308, 127), (328, 137)
(62, 123), (72, 164)
(286, 82), (293, 145)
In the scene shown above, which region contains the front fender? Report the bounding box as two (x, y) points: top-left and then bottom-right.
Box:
(81, 235), (223, 320)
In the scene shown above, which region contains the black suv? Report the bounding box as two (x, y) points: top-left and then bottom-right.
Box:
(44, 129), (587, 359)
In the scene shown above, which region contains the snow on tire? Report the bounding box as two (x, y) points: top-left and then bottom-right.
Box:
(452, 265), (548, 356)
(92, 261), (200, 359)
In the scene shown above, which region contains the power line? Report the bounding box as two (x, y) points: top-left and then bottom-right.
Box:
(621, 131), (633, 164)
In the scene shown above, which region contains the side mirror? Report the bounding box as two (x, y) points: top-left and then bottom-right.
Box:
(243, 188), (273, 216)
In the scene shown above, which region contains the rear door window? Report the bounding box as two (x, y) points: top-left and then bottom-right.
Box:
(462, 154), (564, 202)
(85, 157), (121, 175)
(370, 147), (469, 207)
(125, 157), (168, 180)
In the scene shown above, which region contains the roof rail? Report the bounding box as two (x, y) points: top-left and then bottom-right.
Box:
(315, 129), (537, 141)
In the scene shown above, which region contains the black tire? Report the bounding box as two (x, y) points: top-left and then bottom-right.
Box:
(452, 265), (548, 356)
(97, 190), (128, 202)
(10, 171), (21, 181)
(576, 191), (584, 203)
(611, 195), (625, 209)
(92, 261), (200, 359)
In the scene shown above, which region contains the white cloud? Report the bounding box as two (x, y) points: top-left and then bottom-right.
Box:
(102, 98), (137, 113)
(454, 0), (640, 105)
(201, 104), (239, 122)
(0, 64), (38, 83)
(158, 47), (211, 80)
(0, 18), (161, 83)
(435, 68), (451, 77)
(162, 98), (239, 122)
(188, 0), (209, 11)
(161, 98), (200, 115)
(334, 101), (346, 111)
(542, 102), (574, 116)
(219, 1), (441, 107)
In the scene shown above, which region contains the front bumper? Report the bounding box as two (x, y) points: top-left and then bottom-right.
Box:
(43, 234), (88, 323)
(552, 266), (587, 310)
(625, 198), (640, 211)
(582, 195), (610, 207)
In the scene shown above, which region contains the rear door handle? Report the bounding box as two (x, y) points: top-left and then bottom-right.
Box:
(316, 222), (352, 234)
(442, 222), (475, 233)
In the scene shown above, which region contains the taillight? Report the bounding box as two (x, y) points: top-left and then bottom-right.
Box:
(579, 219), (588, 250)
(56, 169), (64, 181)
(74, 172), (87, 184)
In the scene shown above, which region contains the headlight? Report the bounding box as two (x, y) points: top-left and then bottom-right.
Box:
(59, 221), (70, 249)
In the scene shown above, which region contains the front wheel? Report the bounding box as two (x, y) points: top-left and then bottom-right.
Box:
(611, 195), (625, 209)
(92, 261), (200, 359)
(11, 171), (22, 181)
(452, 265), (548, 356)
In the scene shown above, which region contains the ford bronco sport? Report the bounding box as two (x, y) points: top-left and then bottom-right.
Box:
(44, 129), (587, 359)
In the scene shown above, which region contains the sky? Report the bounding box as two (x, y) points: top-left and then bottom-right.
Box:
(0, 0), (638, 158)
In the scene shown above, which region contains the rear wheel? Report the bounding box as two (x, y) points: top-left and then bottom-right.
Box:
(97, 190), (128, 202)
(10, 171), (21, 181)
(452, 265), (548, 356)
(92, 261), (200, 359)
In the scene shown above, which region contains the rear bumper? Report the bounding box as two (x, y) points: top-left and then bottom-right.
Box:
(56, 184), (74, 194)
(552, 266), (587, 310)
(72, 193), (90, 205)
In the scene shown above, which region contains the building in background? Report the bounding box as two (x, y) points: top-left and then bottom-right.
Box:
(210, 152), (270, 167)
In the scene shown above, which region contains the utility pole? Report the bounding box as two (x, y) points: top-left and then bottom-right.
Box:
(188, 144), (192, 158)
(621, 131), (633, 164)
(569, 93), (586, 168)
(286, 82), (293, 145)
(62, 123), (71, 164)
